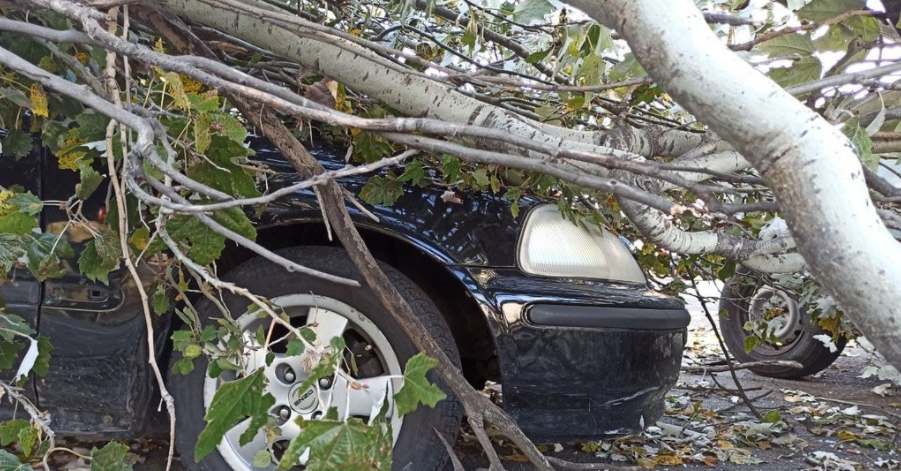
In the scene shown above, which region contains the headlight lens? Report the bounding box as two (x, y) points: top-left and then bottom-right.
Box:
(517, 205), (646, 283)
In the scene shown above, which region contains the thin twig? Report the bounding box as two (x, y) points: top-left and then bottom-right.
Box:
(106, 105), (177, 471)
(468, 415), (505, 471)
(686, 268), (763, 420)
(682, 360), (803, 373)
(435, 427), (466, 471)
(546, 456), (642, 471)
(101, 7), (176, 470)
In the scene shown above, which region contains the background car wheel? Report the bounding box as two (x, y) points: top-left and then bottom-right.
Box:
(170, 246), (462, 471)
(719, 269), (846, 379)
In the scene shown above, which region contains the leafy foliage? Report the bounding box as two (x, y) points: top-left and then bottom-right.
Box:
(279, 412), (392, 471)
(90, 442), (133, 471)
(394, 353), (446, 417)
(1, 130), (32, 160)
(195, 369), (275, 461)
(0, 450), (30, 471)
(78, 230), (122, 284)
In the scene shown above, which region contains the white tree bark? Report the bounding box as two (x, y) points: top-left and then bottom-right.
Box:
(570, 0), (901, 367)
(158, 0), (704, 159)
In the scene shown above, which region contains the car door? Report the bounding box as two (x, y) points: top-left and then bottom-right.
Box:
(0, 129), (41, 400)
(36, 155), (165, 435)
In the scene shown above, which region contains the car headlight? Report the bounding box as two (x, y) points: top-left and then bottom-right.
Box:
(517, 205), (646, 283)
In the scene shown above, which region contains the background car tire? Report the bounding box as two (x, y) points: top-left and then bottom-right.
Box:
(719, 269), (846, 379)
(169, 246), (463, 471)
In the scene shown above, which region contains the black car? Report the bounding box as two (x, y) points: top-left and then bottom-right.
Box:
(0, 134), (690, 471)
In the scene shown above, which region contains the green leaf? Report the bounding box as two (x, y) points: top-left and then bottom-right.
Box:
(188, 93), (220, 113)
(352, 131), (393, 164)
(525, 48), (552, 64)
(0, 87), (31, 108)
(717, 259), (737, 280)
(0, 341), (22, 372)
(76, 161), (103, 200)
(0, 315), (34, 340)
(397, 161), (426, 186)
(253, 449), (272, 468)
(1, 130), (32, 160)
(393, 353), (446, 417)
(16, 424), (36, 457)
(0, 449), (30, 471)
(188, 136), (260, 199)
(26, 232), (74, 281)
(462, 15), (478, 55)
(608, 53), (646, 81)
(472, 168), (490, 188)
(151, 286), (171, 316)
(278, 417), (392, 471)
(75, 112), (112, 142)
(161, 72), (190, 110)
(762, 409), (782, 424)
(213, 112), (247, 144)
(758, 33), (816, 57)
(843, 116), (877, 171)
(91, 442), (132, 471)
(359, 176), (403, 207)
(856, 438), (891, 451)
(41, 120), (69, 154)
(285, 338), (304, 357)
(210, 206), (256, 241)
(769, 56), (823, 88)
(0, 420), (28, 447)
(87, 46), (107, 70)
(512, 0), (555, 25)
(6, 35), (49, 64)
(7, 193), (42, 216)
(0, 212), (37, 236)
(184, 343), (202, 359)
(172, 357), (195, 375)
(844, 16), (881, 42)
(442, 157), (461, 184)
(166, 215), (226, 266)
(797, 0), (865, 23)
(575, 53), (605, 87)
(301, 327), (317, 344)
(34, 335), (51, 377)
(195, 112), (212, 154)
(744, 334), (761, 353)
(78, 231), (122, 284)
(195, 369), (275, 461)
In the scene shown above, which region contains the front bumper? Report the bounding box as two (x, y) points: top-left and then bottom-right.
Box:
(462, 268), (689, 442)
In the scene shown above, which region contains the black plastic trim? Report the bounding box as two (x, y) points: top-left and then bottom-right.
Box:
(527, 304), (691, 329)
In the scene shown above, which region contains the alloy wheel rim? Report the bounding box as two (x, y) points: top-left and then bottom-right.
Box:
(747, 287), (802, 350)
(203, 293), (403, 471)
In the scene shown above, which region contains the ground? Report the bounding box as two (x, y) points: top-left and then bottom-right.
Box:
(53, 282), (901, 470)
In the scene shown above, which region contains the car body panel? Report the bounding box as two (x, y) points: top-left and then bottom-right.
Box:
(457, 267), (686, 440)
(252, 138), (527, 267)
(0, 134), (688, 443)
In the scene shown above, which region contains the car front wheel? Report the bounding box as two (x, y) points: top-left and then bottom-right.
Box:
(170, 246), (462, 471)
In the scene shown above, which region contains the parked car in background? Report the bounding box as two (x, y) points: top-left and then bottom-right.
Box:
(0, 132), (690, 471)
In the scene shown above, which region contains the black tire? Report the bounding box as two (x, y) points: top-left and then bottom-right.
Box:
(169, 246), (462, 471)
(719, 270), (846, 379)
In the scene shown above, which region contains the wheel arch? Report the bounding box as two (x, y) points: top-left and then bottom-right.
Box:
(213, 221), (499, 387)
